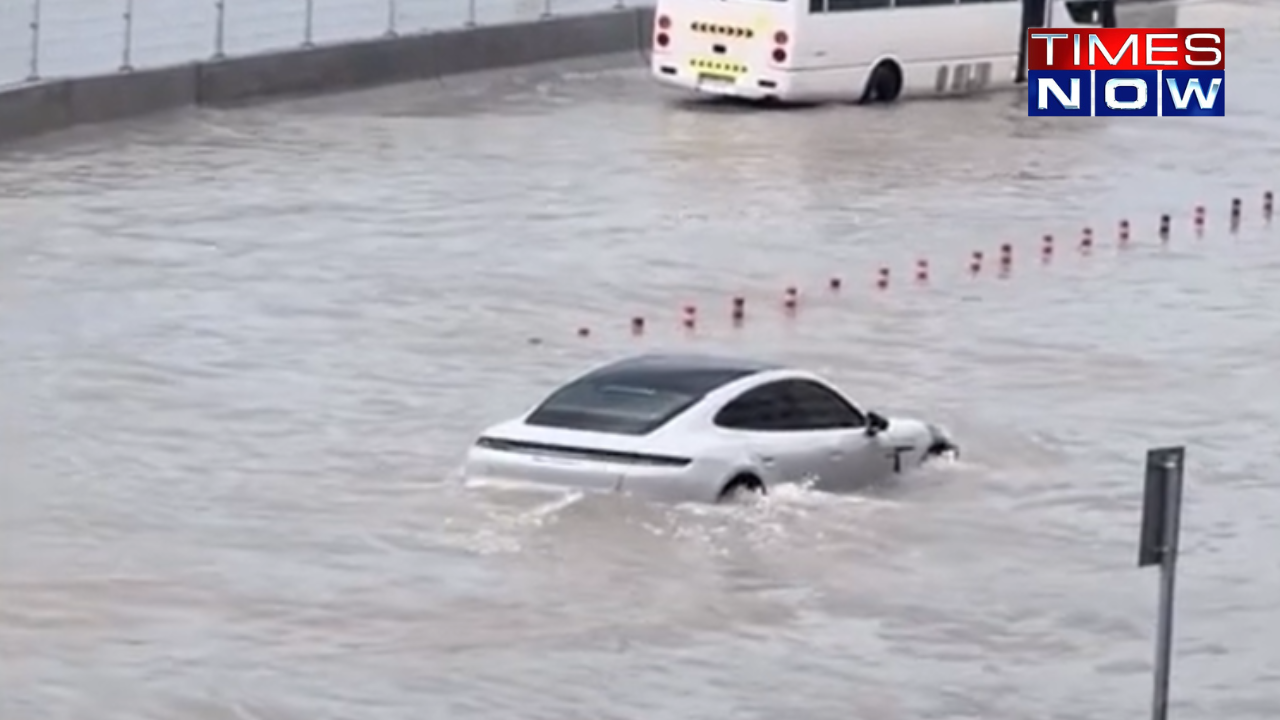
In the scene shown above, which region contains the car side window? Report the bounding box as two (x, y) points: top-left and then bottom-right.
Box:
(712, 382), (797, 431)
(784, 380), (866, 430)
(714, 379), (866, 431)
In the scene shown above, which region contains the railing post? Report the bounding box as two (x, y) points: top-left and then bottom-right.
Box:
(303, 0), (314, 47)
(540, 0), (552, 20)
(213, 0), (227, 59)
(26, 0), (42, 82)
(121, 0), (135, 72)
(465, 0), (477, 27)
(385, 0), (399, 37)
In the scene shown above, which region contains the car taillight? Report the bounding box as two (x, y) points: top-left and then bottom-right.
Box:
(772, 48), (787, 63)
(658, 14), (671, 29)
(474, 437), (692, 467)
(657, 33), (670, 47)
(774, 30), (788, 45)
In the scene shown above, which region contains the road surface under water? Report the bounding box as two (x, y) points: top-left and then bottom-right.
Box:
(1, 1), (1278, 718)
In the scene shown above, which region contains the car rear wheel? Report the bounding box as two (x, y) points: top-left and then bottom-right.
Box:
(717, 474), (766, 504)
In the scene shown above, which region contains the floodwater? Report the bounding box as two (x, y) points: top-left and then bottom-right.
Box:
(2, 1), (1279, 718)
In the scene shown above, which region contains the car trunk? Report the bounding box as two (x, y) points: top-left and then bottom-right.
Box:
(469, 425), (691, 493)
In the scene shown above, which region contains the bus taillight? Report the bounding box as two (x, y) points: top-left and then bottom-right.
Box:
(655, 13), (671, 47)
(771, 29), (788, 63)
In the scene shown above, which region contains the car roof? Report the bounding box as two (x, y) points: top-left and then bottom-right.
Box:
(575, 352), (786, 395)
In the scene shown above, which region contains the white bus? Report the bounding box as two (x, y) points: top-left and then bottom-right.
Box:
(649, 0), (1117, 104)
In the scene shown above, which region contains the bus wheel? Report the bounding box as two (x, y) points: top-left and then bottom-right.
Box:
(860, 60), (902, 104)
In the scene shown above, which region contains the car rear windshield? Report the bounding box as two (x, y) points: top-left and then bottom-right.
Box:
(524, 382), (700, 435)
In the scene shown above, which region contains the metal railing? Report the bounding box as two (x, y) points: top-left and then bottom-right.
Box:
(0, 0), (634, 87)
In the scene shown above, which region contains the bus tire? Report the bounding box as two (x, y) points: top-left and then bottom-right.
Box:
(860, 60), (903, 104)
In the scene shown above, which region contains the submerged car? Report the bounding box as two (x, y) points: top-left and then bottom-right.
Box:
(461, 353), (957, 504)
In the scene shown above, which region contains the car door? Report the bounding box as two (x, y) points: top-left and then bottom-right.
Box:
(782, 379), (903, 491)
(711, 381), (831, 485)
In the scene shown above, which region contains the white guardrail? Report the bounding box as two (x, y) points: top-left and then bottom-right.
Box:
(0, 0), (637, 87)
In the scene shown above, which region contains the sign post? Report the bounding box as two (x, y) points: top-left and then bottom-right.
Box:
(1138, 446), (1186, 720)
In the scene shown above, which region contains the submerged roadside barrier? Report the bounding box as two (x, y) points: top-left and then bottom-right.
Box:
(552, 189), (1274, 344)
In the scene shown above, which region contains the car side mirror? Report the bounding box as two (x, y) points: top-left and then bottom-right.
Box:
(865, 412), (890, 437)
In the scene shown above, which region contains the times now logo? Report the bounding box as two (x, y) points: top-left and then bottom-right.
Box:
(1027, 29), (1225, 117)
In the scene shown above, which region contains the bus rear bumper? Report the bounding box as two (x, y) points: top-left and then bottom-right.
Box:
(650, 62), (793, 102)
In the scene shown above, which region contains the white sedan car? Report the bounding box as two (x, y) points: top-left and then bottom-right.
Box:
(461, 353), (958, 504)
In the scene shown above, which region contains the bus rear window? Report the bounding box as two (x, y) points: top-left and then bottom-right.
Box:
(525, 382), (699, 435)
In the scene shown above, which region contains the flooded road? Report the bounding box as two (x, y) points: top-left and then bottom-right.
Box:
(2, 1), (1279, 718)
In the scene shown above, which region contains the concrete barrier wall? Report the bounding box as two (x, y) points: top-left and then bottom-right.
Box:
(197, 9), (653, 104)
(0, 6), (655, 145)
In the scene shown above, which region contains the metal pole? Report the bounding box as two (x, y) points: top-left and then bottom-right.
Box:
(1101, 0), (1117, 28)
(1016, 0), (1046, 85)
(26, 0), (42, 82)
(1151, 457), (1182, 720)
(466, 0), (477, 27)
(541, 0), (552, 20)
(385, 0), (398, 37)
(213, 0), (226, 59)
(303, 0), (314, 47)
(121, 0), (135, 71)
